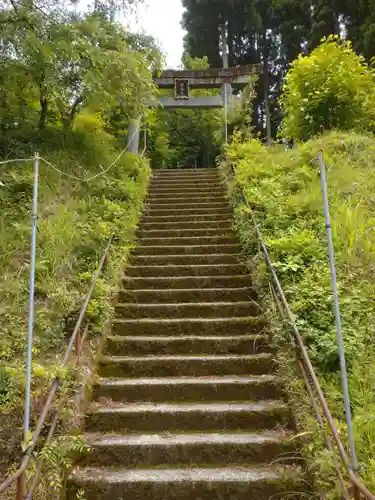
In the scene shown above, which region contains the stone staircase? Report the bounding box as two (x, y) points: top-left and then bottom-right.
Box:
(68, 168), (305, 499)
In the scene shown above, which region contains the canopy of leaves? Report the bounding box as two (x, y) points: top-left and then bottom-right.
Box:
(280, 36), (375, 141)
(0, 2), (161, 132)
(181, 0), (375, 138)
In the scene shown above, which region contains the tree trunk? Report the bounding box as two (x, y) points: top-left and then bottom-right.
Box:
(262, 33), (272, 144)
(39, 97), (48, 130)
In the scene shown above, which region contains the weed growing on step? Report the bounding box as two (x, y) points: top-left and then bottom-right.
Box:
(221, 130), (375, 497)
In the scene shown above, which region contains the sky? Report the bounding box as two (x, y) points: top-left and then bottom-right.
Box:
(129, 0), (186, 69)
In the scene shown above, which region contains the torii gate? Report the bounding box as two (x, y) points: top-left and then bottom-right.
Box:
(127, 64), (260, 153)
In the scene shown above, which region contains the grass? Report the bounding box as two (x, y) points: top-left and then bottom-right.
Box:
(221, 130), (375, 498)
(0, 117), (151, 494)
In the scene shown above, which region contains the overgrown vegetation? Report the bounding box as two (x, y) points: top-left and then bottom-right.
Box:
(0, 0), (156, 494)
(222, 131), (375, 496)
(280, 36), (375, 140)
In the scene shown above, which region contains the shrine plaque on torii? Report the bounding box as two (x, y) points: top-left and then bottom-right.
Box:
(154, 64), (261, 109)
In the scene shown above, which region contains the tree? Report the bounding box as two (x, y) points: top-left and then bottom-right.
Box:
(280, 36), (375, 141)
(0, 4), (161, 131)
(181, 0), (375, 138)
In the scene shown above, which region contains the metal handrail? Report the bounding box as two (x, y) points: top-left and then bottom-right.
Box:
(232, 166), (375, 500)
(0, 237), (113, 498)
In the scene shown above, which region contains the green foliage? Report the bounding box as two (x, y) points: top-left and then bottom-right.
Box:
(39, 435), (89, 493)
(0, 5), (161, 132)
(281, 36), (375, 140)
(0, 123), (150, 412)
(182, 0), (375, 137)
(222, 130), (375, 494)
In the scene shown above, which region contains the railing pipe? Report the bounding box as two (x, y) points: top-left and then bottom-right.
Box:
(318, 151), (358, 471)
(0, 238), (113, 495)
(23, 152), (40, 442)
(231, 165), (375, 500)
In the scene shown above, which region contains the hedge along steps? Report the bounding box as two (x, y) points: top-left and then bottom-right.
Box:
(68, 167), (306, 500)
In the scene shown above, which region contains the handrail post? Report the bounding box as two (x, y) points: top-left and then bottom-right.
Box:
(19, 153), (39, 498)
(16, 474), (25, 500)
(318, 151), (358, 473)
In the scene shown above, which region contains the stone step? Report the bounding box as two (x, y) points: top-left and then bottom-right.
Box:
(140, 220), (232, 230)
(147, 202), (229, 211)
(145, 207), (231, 217)
(142, 214), (232, 223)
(86, 401), (292, 433)
(152, 171), (219, 178)
(138, 227), (234, 239)
(118, 287), (256, 303)
(150, 181), (222, 189)
(82, 430), (298, 468)
(115, 301), (261, 319)
(136, 235), (238, 246)
(148, 196), (227, 205)
(133, 244), (241, 256)
(93, 374), (280, 402)
(132, 253), (241, 266)
(152, 169), (219, 178)
(104, 334), (269, 357)
(111, 317), (266, 337)
(98, 354), (274, 378)
(122, 275), (251, 290)
(126, 264), (246, 278)
(148, 189), (224, 198)
(68, 466), (306, 500)
(138, 227), (236, 238)
(148, 187), (224, 195)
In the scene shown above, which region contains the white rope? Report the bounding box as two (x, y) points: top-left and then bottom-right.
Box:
(0, 157), (34, 165)
(0, 120), (143, 183)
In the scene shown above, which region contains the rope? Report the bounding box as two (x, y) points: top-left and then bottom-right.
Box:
(0, 120), (143, 183)
(0, 157), (34, 165)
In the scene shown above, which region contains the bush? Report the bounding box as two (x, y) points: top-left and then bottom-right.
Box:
(280, 36), (375, 141)
(0, 124), (150, 410)
(221, 130), (375, 495)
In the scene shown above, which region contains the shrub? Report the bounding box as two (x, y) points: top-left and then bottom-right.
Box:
(221, 130), (375, 494)
(280, 36), (375, 141)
